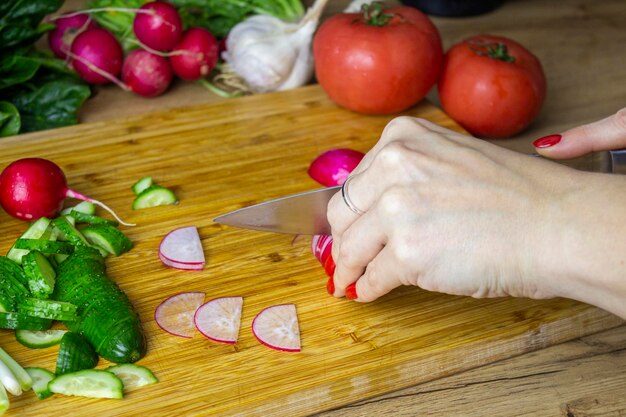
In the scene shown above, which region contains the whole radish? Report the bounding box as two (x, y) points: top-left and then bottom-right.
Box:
(71, 28), (123, 85)
(48, 12), (98, 59)
(0, 158), (134, 226)
(170, 28), (219, 81)
(133, 1), (183, 52)
(122, 50), (173, 97)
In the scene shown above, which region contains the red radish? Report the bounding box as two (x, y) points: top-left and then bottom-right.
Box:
(159, 253), (204, 271)
(159, 226), (205, 268)
(70, 28), (123, 85)
(133, 1), (182, 52)
(0, 158), (134, 226)
(312, 235), (333, 265)
(122, 49), (173, 97)
(308, 148), (364, 187)
(194, 297), (243, 344)
(170, 28), (219, 81)
(48, 12), (98, 59)
(154, 292), (205, 338)
(252, 304), (301, 352)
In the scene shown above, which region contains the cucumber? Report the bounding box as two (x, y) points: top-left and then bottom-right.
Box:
(19, 298), (78, 321)
(55, 332), (98, 375)
(25, 367), (54, 399)
(53, 247), (146, 363)
(0, 294), (14, 312)
(0, 257), (30, 307)
(81, 225), (133, 256)
(22, 251), (56, 299)
(49, 369), (123, 399)
(0, 312), (52, 330)
(0, 347), (32, 391)
(132, 185), (177, 210)
(52, 216), (89, 247)
(13, 239), (74, 255)
(61, 201), (96, 216)
(106, 364), (157, 390)
(131, 176), (153, 196)
(16, 329), (66, 349)
(7, 217), (51, 264)
(70, 211), (119, 227)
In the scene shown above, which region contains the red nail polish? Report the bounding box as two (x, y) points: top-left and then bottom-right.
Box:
(324, 255), (336, 278)
(327, 277), (335, 296)
(345, 283), (358, 300)
(533, 134), (562, 148)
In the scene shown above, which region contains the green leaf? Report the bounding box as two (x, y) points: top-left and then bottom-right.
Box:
(0, 55), (40, 90)
(0, 101), (21, 137)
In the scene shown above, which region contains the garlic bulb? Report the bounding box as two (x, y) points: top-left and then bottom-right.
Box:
(223, 0), (329, 93)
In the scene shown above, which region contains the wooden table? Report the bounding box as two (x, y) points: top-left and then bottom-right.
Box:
(42, 0), (626, 415)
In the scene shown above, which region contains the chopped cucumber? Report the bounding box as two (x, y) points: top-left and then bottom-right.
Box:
(55, 332), (98, 376)
(19, 298), (78, 322)
(7, 217), (51, 264)
(132, 185), (177, 210)
(16, 329), (66, 349)
(70, 211), (118, 227)
(106, 364), (157, 390)
(0, 383), (8, 413)
(131, 176), (153, 196)
(61, 201), (96, 216)
(0, 294), (14, 313)
(0, 312), (52, 330)
(49, 369), (123, 399)
(81, 225), (133, 256)
(25, 367), (54, 400)
(22, 251), (56, 299)
(0, 257), (30, 308)
(52, 216), (89, 247)
(0, 347), (32, 391)
(13, 239), (74, 255)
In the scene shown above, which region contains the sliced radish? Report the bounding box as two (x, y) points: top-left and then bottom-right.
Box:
(252, 304), (301, 352)
(194, 297), (243, 344)
(159, 226), (205, 266)
(154, 292), (205, 338)
(312, 235), (333, 265)
(159, 252), (204, 271)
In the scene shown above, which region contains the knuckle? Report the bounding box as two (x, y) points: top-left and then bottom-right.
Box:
(378, 186), (408, 217)
(376, 142), (409, 169)
(382, 116), (430, 140)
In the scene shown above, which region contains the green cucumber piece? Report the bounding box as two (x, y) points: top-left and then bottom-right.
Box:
(0, 347), (33, 391)
(52, 216), (89, 247)
(49, 369), (123, 399)
(7, 217), (52, 264)
(0, 383), (8, 412)
(16, 329), (67, 349)
(13, 239), (74, 255)
(55, 332), (98, 375)
(22, 251), (56, 299)
(132, 185), (177, 210)
(70, 211), (118, 227)
(0, 312), (52, 330)
(61, 201), (96, 216)
(25, 367), (54, 399)
(0, 294), (14, 312)
(131, 176), (153, 196)
(0, 257), (30, 307)
(106, 364), (157, 390)
(19, 298), (78, 321)
(81, 225), (133, 256)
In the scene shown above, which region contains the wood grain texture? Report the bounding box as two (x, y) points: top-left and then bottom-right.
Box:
(0, 86), (622, 416)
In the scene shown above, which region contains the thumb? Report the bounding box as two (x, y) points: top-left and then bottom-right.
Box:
(533, 108), (626, 159)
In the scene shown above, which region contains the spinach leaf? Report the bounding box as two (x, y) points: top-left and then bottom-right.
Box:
(0, 101), (20, 137)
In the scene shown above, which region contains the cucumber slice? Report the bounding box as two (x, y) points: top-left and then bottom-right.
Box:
(52, 216), (89, 247)
(25, 367), (54, 399)
(0, 347), (33, 391)
(22, 251), (56, 299)
(132, 185), (177, 210)
(81, 225), (133, 256)
(19, 298), (78, 322)
(0, 294), (14, 313)
(106, 364), (157, 390)
(131, 176), (153, 196)
(0, 312), (52, 330)
(70, 211), (118, 227)
(16, 329), (66, 349)
(61, 201), (96, 216)
(0, 382), (8, 413)
(49, 369), (123, 399)
(0, 257), (30, 307)
(7, 217), (51, 264)
(55, 332), (98, 376)
(13, 239), (74, 255)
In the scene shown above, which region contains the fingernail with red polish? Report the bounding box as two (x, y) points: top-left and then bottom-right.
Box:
(345, 283), (358, 300)
(327, 277), (335, 296)
(324, 255), (336, 278)
(533, 134), (562, 148)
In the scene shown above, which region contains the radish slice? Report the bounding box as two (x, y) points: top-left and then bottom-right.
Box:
(194, 297), (243, 344)
(312, 235), (333, 265)
(154, 292), (205, 338)
(308, 148), (364, 187)
(252, 304), (301, 352)
(159, 226), (205, 266)
(158, 253), (204, 271)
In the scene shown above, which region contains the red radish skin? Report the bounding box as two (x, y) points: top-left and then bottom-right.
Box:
(0, 158), (134, 225)
(155, 292), (205, 338)
(133, 1), (183, 52)
(194, 297), (243, 344)
(170, 28), (219, 81)
(308, 149), (365, 187)
(252, 304), (301, 352)
(159, 253), (204, 271)
(312, 235), (333, 265)
(70, 28), (123, 85)
(122, 49), (173, 97)
(48, 12), (98, 59)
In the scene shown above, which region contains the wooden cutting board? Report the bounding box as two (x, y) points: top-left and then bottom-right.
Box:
(0, 85), (621, 416)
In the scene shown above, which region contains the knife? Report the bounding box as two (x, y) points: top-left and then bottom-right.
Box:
(213, 150), (626, 235)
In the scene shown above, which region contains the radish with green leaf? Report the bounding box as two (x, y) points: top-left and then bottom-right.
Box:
(133, 1), (183, 52)
(70, 28), (124, 85)
(122, 50), (174, 97)
(48, 12), (98, 59)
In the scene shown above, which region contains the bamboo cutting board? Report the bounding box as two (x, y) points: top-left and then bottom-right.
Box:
(0, 85), (622, 416)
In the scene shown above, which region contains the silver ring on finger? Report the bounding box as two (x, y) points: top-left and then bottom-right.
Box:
(341, 175), (365, 216)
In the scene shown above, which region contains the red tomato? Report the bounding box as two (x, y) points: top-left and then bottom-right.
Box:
(438, 34), (546, 138)
(313, 4), (443, 114)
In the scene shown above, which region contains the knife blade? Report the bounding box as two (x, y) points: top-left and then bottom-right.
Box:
(214, 150), (626, 235)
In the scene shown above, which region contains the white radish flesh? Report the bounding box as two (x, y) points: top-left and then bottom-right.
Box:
(194, 297), (243, 344)
(154, 292), (205, 338)
(252, 304), (301, 352)
(159, 226), (205, 265)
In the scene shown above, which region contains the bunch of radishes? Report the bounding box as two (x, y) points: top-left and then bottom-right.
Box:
(48, 1), (219, 97)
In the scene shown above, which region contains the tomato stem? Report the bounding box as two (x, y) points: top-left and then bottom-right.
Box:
(469, 41), (516, 63)
(361, 2), (394, 26)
